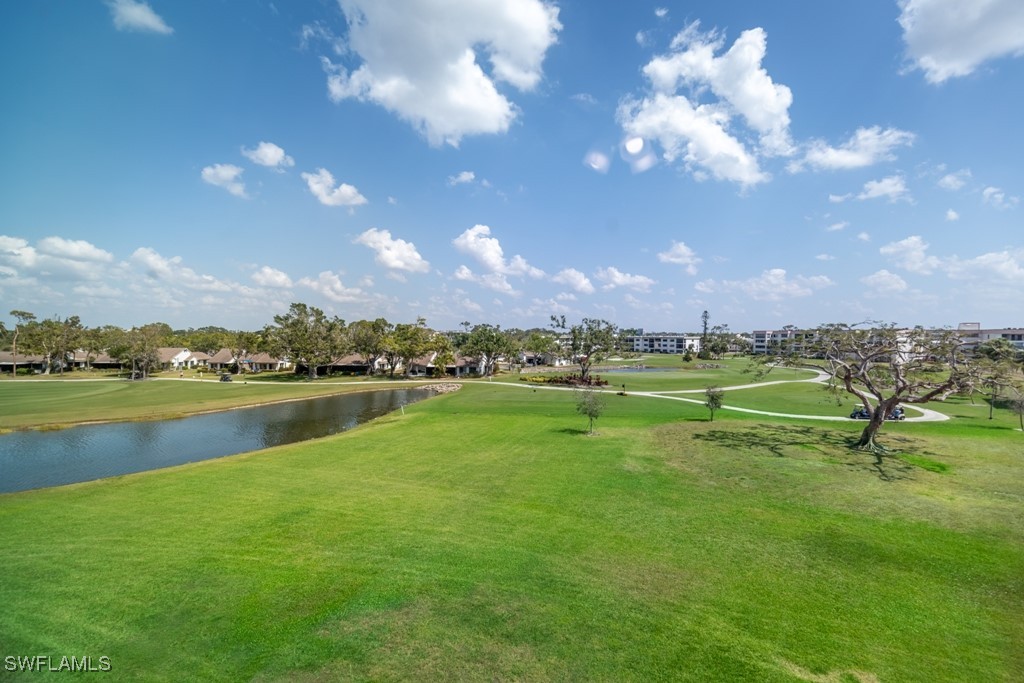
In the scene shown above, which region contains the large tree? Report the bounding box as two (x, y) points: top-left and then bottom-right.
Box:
(265, 303), (347, 380)
(392, 318), (434, 377)
(108, 323), (165, 378)
(759, 322), (972, 451)
(22, 315), (82, 375)
(7, 310), (36, 378)
(461, 323), (515, 376)
(349, 318), (392, 375)
(550, 316), (619, 381)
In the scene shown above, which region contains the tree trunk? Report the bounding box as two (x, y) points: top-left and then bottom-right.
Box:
(855, 399), (896, 451)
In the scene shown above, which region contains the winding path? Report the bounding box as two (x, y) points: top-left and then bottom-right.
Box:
(503, 367), (951, 423)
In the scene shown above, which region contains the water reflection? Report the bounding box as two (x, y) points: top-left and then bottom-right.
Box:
(0, 389), (429, 494)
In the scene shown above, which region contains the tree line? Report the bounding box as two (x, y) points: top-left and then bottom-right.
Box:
(0, 304), (617, 381)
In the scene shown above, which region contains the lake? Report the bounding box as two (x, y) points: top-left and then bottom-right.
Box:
(0, 388), (431, 494)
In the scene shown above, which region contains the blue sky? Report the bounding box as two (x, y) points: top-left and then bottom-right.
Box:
(2, 0), (1022, 333)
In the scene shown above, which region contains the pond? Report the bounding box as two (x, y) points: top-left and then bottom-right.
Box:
(0, 388), (431, 494)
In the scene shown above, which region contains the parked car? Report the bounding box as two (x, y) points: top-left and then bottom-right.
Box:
(219, 374), (233, 382)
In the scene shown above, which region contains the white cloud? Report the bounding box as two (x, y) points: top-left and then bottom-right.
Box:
(944, 249), (1024, 282)
(551, 268), (595, 294)
(982, 186), (1019, 209)
(790, 126), (915, 172)
(657, 241), (701, 275)
(880, 235), (941, 274)
(815, 254), (836, 261)
(857, 175), (911, 202)
(655, 7), (669, 19)
(106, 0), (173, 35)
(241, 141), (294, 170)
(323, 0), (562, 147)
(860, 269), (908, 293)
(353, 228), (430, 273)
(828, 193), (851, 203)
(857, 232), (871, 242)
(201, 164), (247, 198)
(898, 0), (1024, 84)
(619, 21), (794, 186)
(37, 237), (114, 263)
(452, 224), (544, 279)
(826, 221), (849, 232)
(937, 168), (971, 190)
(946, 209), (960, 221)
(695, 268), (833, 301)
(300, 21), (345, 55)
(594, 266), (655, 292)
(301, 168), (368, 207)
(297, 271), (364, 303)
(0, 235), (114, 282)
(447, 171), (476, 186)
(131, 247), (234, 292)
(453, 265), (517, 295)
(251, 266), (293, 288)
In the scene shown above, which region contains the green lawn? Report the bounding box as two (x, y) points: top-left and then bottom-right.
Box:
(1, 382), (1022, 681)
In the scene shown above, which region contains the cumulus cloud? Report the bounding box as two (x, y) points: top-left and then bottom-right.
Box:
(815, 254), (836, 261)
(944, 249), (1024, 282)
(447, 171), (476, 186)
(898, 0), (1024, 83)
(880, 235), (941, 274)
(0, 235), (114, 282)
(251, 266), (293, 288)
(695, 268), (833, 301)
(106, 0), (173, 34)
(354, 228), (430, 273)
(201, 164), (247, 198)
(132, 247), (234, 292)
(453, 265), (518, 295)
(452, 224), (544, 279)
(826, 221), (849, 232)
(860, 269), (909, 293)
(857, 175), (911, 202)
(982, 186), (1019, 209)
(618, 21), (794, 187)
(241, 141), (294, 170)
(37, 237), (114, 263)
(594, 266), (655, 292)
(551, 267), (595, 294)
(946, 209), (960, 221)
(857, 232), (871, 242)
(297, 270), (364, 303)
(937, 168), (971, 190)
(790, 126), (915, 172)
(655, 7), (669, 19)
(301, 168), (368, 207)
(322, 0), (562, 147)
(657, 241), (701, 275)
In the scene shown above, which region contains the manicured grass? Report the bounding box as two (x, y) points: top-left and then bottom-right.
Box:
(1, 382), (1022, 680)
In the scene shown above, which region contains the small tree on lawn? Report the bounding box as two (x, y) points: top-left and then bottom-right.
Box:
(704, 385), (724, 422)
(551, 315), (619, 381)
(575, 386), (605, 435)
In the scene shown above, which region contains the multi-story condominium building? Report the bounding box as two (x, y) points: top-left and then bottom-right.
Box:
(751, 328), (810, 354)
(623, 333), (701, 354)
(958, 322), (1024, 350)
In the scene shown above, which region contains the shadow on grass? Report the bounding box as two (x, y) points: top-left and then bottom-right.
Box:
(691, 423), (945, 482)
